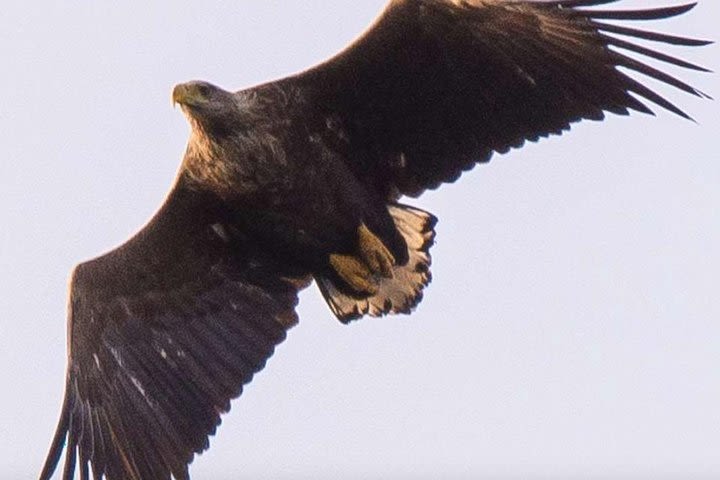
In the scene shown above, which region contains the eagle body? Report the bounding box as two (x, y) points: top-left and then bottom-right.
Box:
(39, 1), (709, 479)
(177, 82), (408, 281)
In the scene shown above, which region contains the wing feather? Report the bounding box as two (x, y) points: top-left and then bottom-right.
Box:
(39, 180), (307, 479)
(285, 0), (709, 197)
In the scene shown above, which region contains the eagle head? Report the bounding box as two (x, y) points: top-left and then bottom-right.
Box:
(172, 81), (239, 136)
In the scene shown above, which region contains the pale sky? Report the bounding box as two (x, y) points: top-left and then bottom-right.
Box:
(1, 1), (718, 479)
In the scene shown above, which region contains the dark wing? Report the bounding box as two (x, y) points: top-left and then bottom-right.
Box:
(286, 0), (710, 198)
(39, 180), (308, 480)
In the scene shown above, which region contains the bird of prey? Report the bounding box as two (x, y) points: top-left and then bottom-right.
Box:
(40, 1), (709, 478)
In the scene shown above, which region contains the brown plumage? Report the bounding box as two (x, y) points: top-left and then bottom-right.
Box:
(40, 1), (709, 478)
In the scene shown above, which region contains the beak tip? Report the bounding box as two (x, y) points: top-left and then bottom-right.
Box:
(171, 84), (183, 109)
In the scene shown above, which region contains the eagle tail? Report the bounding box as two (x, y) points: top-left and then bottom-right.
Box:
(318, 203), (436, 323)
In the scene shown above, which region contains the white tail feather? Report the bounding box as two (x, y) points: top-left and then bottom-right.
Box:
(318, 204), (436, 323)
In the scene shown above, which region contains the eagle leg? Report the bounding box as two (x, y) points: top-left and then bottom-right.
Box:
(329, 253), (379, 295)
(357, 223), (396, 279)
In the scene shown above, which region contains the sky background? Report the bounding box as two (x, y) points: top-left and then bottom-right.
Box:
(1, 1), (718, 479)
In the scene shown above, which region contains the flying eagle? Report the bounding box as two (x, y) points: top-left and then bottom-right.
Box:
(40, 1), (709, 478)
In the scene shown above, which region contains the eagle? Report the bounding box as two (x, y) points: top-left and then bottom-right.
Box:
(40, 1), (709, 479)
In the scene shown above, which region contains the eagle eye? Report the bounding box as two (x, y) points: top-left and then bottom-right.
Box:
(197, 84), (211, 97)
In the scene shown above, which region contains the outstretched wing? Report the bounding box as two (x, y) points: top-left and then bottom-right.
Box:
(39, 180), (308, 480)
(287, 0), (710, 198)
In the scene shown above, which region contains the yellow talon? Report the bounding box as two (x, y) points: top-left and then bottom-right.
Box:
(329, 253), (379, 295)
(357, 223), (395, 278)
(328, 224), (395, 295)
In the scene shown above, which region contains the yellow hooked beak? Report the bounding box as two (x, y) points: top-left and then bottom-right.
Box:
(172, 83), (203, 108)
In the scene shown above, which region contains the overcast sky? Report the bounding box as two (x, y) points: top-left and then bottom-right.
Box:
(1, 1), (718, 479)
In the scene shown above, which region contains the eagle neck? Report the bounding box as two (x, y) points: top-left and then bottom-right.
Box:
(181, 128), (237, 197)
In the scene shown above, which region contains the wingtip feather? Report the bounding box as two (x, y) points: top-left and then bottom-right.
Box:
(39, 392), (72, 480)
